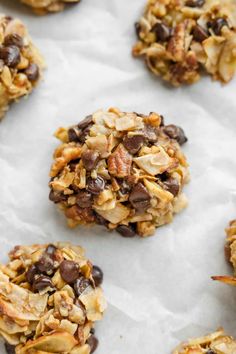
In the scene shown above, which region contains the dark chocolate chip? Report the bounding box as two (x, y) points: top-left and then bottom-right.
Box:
(87, 176), (105, 195)
(95, 213), (108, 226)
(36, 254), (54, 274)
(90, 328), (95, 335)
(209, 18), (228, 35)
(68, 128), (80, 142)
(163, 124), (187, 145)
(135, 22), (141, 37)
(5, 343), (15, 354)
(26, 264), (39, 284)
(4, 33), (23, 48)
(76, 190), (93, 208)
(74, 277), (91, 296)
(206, 350), (216, 354)
(193, 25), (208, 42)
(185, 0), (205, 7)
(92, 266), (103, 287)
(59, 260), (80, 284)
(78, 124), (92, 143)
(152, 22), (171, 42)
(24, 63), (39, 81)
(160, 115), (165, 126)
(119, 179), (132, 195)
(49, 190), (67, 203)
(143, 125), (158, 143)
(116, 224), (136, 237)
(87, 335), (99, 354)
(129, 183), (151, 211)
(163, 177), (180, 197)
(78, 115), (93, 130)
(46, 244), (57, 256)
(0, 45), (21, 68)
(33, 275), (54, 292)
(123, 134), (144, 154)
(81, 150), (99, 171)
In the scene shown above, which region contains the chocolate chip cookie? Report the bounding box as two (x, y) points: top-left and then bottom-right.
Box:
(173, 329), (236, 354)
(21, 0), (81, 14)
(49, 108), (189, 237)
(0, 243), (106, 354)
(0, 15), (44, 119)
(212, 219), (236, 286)
(133, 0), (236, 86)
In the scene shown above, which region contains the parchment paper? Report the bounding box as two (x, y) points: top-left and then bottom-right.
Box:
(0, 0), (236, 353)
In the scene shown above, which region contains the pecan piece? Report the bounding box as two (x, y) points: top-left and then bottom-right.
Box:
(108, 144), (132, 178)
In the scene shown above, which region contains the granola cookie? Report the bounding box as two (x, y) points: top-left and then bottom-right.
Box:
(133, 0), (236, 86)
(21, 0), (81, 14)
(212, 219), (236, 286)
(173, 329), (236, 354)
(0, 15), (44, 120)
(0, 243), (106, 354)
(49, 108), (189, 238)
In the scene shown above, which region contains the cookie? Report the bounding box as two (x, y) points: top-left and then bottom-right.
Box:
(212, 219), (236, 286)
(0, 15), (44, 119)
(173, 329), (236, 354)
(0, 243), (106, 354)
(49, 108), (189, 238)
(133, 0), (236, 86)
(21, 0), (81, 14)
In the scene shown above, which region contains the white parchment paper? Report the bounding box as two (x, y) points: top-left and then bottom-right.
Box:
(0, 0), (236, 353)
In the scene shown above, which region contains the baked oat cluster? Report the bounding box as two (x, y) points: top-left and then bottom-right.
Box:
(21, 0), (81, 15)
(212, 219), (236, 286)
(49, 108), (189, 238)
(133, 0), (236, 86)
(0, 243), (106, 354)
(173, 329), (236, 354)
(0, 15), (44, 119)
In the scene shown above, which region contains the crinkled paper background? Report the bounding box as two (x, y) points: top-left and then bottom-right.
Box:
(0, 0), (236, 353)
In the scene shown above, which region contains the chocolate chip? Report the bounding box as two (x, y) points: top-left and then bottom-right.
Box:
(68, 127), (80, 142)
(26, 264), (39, 284)
(186, 0), (205, 7)
(87, 176), (105, 195)
(163, 124), (187, 145)
(152, 22), (171, 42)
(143, 125), (158, 143)
(206, 351), (216, 354)
(74, 277), (91, 296)
(123, 134), (144, 154)
(193, 25), (208, 42)
(78, 125), (92, 143)
(163, 177), (180, 197)
(87, 335), (99, 354)
(160, 115), (165, 126)
(129, 183), (151, 212)
(36, 254), (54, 274)
(81, 150), (99, 171)
(4, 33), (23, 48)
(208, 18), (228, 35)
(5, 343), (15, 354)
(95, 212), (108, 226)
(76, 191), (93, 208)
(33, 275), (54, 292)
(49, 190), (67, 203)
(92, 266), (103, 287)
(135, 22), (141, 37)
(90, 328), (95, 335)
(116, 224), (136, 237)
(46, 244), (57, 256)
(78, 115), (93, 130)
(60, 260), (80, 284)
(24, 63), (39, 81)
(0, 45), (21, 68)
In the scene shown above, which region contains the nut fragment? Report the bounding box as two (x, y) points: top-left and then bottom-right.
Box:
(0, 15), (44, 119)
(133, 0), (236, 86)
(0, 243), (106, 353)
(49, 109), (189, 237)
